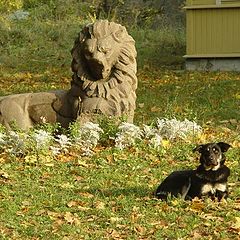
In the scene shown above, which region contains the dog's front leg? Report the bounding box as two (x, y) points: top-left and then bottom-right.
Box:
(215, 190), (228, 201)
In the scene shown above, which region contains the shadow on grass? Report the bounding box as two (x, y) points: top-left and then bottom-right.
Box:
(85, 186), (155, 198)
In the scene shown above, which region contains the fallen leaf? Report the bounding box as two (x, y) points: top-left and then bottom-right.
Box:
(79, 192), (94, 198)
(35, 209), (46, 216)
(64, 212), (75, 224)
(44, 163), (54, 167)
(162, 139), (170, 148)
(47, 211), (61, 220)
(191, 230), (203, 239)
(59, 182), (75, 189)
(150, 106), (159, 112)
(77, 160), (89, 167)
(134, 224), (146, 235)
(107, 229), (122, 239)
(67, 200), (82, 208)
(110, 217), (123, 224)
(73, 175), (84, 182)
(138, 103), (145, 108)
(234, 217), (240, 229)
(0, 172), (9, 179)
(189, 198), (205, 212)
(95, 201), (105, 210)
(106, 155), (114, 164)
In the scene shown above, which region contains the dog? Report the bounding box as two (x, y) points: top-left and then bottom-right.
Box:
(155, 142), (231, 201)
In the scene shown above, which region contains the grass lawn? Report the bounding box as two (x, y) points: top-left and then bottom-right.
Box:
(0, 66), (239, 239)
(0, 11), (239, 239)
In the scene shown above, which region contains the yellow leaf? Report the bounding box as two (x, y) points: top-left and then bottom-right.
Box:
(95, 201), (105, 210)
(64, 212), (75, 224)
(24, 155), (37, 163)
(162, 139), (170, 148)
(44, 163), (54, 167)
(138, 103), (145, 108)
(190, 199), (204, 212)
(59, 182), (74, 189)
(67, 200), (78, 208)
(150, 106), (159, 112)
(47, 211), (61, 220)
(235, 93), (240, 99)
(110, 217), (123, 224)
(234, 217), (240, 229)
(80, 192), (94, 198)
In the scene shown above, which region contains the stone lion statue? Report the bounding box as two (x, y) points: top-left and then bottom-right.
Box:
(0, 20), (137, 130)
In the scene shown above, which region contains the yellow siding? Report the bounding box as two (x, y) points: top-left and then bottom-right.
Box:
(222, 0), (240, 4)
(186, 0), (215, 5)
(186, 0), (240, 5)
(186, 7), (240, 56)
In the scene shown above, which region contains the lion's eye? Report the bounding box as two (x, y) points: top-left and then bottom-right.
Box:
(98, 46), (110, 54)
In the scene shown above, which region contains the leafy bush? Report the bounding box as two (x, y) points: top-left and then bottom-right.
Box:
(132, 27), (185, 68)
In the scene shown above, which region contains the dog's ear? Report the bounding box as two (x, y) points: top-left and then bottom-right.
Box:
(217, 142), (231, 152)
(193, 145), (203, 153)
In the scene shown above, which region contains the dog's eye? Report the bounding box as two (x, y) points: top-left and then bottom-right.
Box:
(206, 148), (210, 152)
(213, 147), (218, 153)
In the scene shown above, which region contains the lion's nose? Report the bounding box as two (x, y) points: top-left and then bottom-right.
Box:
(92, 51), (104, 63)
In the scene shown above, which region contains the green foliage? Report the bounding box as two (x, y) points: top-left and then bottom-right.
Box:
(0, 17), (11, 46)
(131, 27), (185, 68)
(136, 70), (240, 125)
(0, 2), (239, 239)
(0, 0), (23, 13)
(23, 0), (56, 9)
(97, 116), (122, 146)
(0, 0), (186, 71)
(68, 121), (81, 140)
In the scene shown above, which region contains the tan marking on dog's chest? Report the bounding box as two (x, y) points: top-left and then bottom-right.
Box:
(201, 183), (227, 195)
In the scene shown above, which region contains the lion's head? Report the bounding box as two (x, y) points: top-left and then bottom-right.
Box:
(70, 20), (137, 123)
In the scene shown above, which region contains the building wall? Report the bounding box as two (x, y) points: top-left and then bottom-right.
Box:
(185, 0), (240, 71)
(186, 7), (240, 57)
(185, 1), (240, 58)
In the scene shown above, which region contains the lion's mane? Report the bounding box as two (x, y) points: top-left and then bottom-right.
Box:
(70, 20), (137, 122)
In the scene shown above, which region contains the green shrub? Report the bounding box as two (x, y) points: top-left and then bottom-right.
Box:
(131, 27), (185, 68)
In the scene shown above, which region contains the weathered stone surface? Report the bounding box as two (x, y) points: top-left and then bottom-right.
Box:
(0, 20), (137, 130)
(71, 19), (137, 124)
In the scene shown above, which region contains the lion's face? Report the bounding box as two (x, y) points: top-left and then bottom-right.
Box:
(71, 20), (137, 122)
(82, 35), (120, 80)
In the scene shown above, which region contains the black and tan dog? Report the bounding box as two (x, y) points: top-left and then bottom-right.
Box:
(155, 142), (231, 200)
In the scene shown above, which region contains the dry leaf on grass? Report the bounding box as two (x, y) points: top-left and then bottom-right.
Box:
(110, 217), (124, 224)
(0, 172), (10, 179)
(230, 217), (240, 233)
(95, 201), (105, 210)
(64, 212), (81, 226)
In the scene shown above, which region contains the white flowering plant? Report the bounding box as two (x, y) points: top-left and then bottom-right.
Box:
(115, 122), (142, 150)
(0, 117), (202, 158)
(155, 118), (202, 140)
(70, 121), (104, 156)
(5, 131), (28, 156)
(31, 129), (53, 150)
